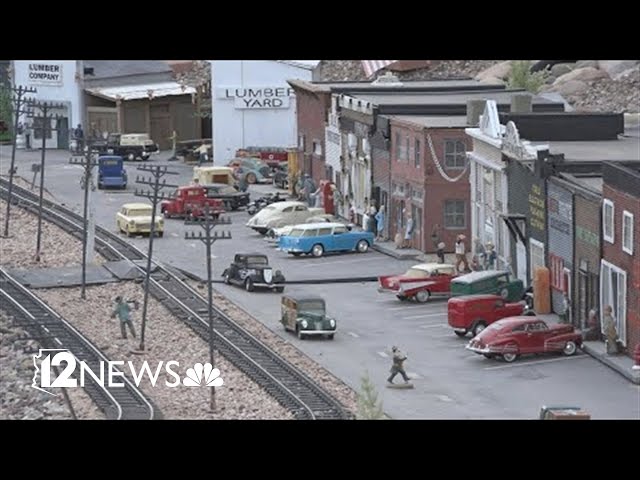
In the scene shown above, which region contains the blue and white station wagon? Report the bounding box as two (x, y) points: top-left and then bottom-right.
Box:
(278, 222), (374, 257)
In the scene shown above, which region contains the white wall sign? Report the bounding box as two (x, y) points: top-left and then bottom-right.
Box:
(217, 86), (294, 109)
(28, 63), (63, 85)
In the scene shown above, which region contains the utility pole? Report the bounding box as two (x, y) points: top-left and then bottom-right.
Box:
(27, 101), (64, 262)
(133, 165), (178, 352)
(3, 85), (37, 238)
(184, 206), (231, 411)
(69, 140), (98, 299)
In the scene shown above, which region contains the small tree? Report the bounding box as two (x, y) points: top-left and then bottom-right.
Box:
(356, 371), (385, 420)
(0, 85), (12, 141)
(507, 61), (550, 94)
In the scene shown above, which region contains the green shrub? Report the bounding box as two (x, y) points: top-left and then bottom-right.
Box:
(507, 61), (550, 94)
(356, 371), (385, 420)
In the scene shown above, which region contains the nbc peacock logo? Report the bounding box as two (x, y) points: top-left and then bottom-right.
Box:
(182, 362), (224, 387)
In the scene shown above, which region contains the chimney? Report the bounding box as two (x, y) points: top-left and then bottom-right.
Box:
(511, 94), (533, 113)
(467, 100), (486, 126)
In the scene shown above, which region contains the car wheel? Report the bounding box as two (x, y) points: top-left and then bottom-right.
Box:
(454, 331), (467, 338)
(224, 273), (231, 285)
(275, 286), (284, 293)
(356, 239), (369, 253)
(223, 200), (231, 211)
(415, 290), (430, 303)
(245, 278), (254, 292)
(499, 288), (509, 300)
(311, 243), (324, 258)
(128, 152), (135, 161)
(246, 173), (257, 184)
(292, 252), (302, 257)
(326, 334), (335, 340)
(562, 340), (577, 356)
(157, 231), (164, 238)
(162, 209), (171, 219)
(296, 327), (305, 340)
(501, 344), (519, 363)
(396, 295), (408, 301)
(472, 321), (487, 337)
(125, 226), (132, 237)
(483, 353), (495, 359)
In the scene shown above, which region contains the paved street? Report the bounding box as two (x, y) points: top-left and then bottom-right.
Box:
(2, 147), (639, 419)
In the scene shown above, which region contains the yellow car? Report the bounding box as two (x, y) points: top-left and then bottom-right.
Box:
(116, 203), (164, 237)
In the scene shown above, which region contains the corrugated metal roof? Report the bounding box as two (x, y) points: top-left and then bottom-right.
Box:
(287, 78), (494, 94)
(390, 115), (469, 128)
(350, 90), (560, 106)
(277, 60), (321, 70)
(538, 136), (640, 162)
(84, 60), (172, 79)
(86, 81), (196, 101)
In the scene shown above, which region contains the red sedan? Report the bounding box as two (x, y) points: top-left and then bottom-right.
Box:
(466, 317), (582, 363)
(378, 263), (458, 303)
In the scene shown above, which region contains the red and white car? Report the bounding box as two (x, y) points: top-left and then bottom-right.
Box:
(378, 263), (458, 303)
(466, 317), (583, 363)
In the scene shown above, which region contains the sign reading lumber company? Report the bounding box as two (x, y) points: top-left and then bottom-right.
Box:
(28, 63), (63, 85)
(217, 86), (294, 109)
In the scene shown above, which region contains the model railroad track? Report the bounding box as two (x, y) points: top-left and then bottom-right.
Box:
(1, 180), (352, 419)
(0, 267), (158, 420)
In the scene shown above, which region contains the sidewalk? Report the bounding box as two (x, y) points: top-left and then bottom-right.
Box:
(372, 241), (459, 264)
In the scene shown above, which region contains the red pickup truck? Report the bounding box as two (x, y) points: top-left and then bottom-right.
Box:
(160, 186), (225, 219)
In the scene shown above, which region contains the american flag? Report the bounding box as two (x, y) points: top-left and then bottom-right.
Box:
(362, 60), (397, 78)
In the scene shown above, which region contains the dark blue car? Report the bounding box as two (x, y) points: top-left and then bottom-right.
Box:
(98, 156), (127, 189)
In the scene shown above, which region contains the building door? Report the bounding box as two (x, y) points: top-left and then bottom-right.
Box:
(56, 116), (69, 150)
(150, 104), (172, 150)
(563, 268), (573, 325)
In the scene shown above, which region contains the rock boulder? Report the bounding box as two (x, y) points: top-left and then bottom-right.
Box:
(554, 67), (610, 85)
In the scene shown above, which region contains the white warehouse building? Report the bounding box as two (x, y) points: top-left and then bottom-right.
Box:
(211, 60), (319, 163)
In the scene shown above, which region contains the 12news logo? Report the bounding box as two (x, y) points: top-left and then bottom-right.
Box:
(33, 349), (223, 396)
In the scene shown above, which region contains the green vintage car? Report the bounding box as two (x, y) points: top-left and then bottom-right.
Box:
(450, 270), (525, 303)
(281, 294), (337, 340)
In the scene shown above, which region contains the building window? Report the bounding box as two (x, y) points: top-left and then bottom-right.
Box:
(298, 135), (306, 152)
(362, 137), (371, 157)
(600, 260), (627, 346)
(415, 139), (421, 168)
(395, 132), (401, 161)
(405, 136), (410, 162)
(444, 140), (467, 169)
(32, 117), (52, 140)
(603, 199), (614, 243)
(444, 200), (466, 229)
(313, 140), (322, 156)
(622, 210), (634, 254)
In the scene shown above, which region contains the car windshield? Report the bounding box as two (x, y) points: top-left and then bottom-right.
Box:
(404, 268), (430, 278)
(128, 209), (152, 217)
(219, 186), (237, 195)
(288, 228), (304, 237)
(298, 300), (325, 316)
(246, 256), (268, 265)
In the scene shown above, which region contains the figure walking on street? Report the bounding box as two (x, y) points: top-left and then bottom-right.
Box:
(402, 212), (414, 249)
(387, 346), (411, 384)
(111, 296), (138, 339)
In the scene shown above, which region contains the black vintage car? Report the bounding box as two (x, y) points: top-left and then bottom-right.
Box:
(202, 183), (250, 210)
(222, 253), (285, 292)
(273, 164), (289, 190)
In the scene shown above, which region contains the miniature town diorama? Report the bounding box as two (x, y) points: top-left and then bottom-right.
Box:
(1, 59), (639, 421)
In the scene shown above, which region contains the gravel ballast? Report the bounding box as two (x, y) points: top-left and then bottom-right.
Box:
(0, 311), (104, 420)
(0, 198), (106, 269)
(35, 282), (294, 420)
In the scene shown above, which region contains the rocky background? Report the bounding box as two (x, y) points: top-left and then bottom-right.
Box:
(317, 60), (640, 114)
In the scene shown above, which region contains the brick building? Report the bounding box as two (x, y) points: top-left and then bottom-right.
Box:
(388, 116), (470, 253)
(287, 78), (504, 186)
(600, 162), (640, 358)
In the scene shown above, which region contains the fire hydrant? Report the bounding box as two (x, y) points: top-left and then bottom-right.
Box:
(633, 343), (640, 371)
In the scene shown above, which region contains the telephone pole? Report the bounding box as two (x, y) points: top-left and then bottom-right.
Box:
(27, 101), (64, 262)
(3, 85), (37, 237)
(133, 165), (178, 352)
(69, 140), (99, 299)
(184, 206), (231, 411)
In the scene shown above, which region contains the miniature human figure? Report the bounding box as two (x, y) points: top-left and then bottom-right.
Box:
(25, 122), (32, 149)
(403, 213), (414, 249)
(110, 296), (138, 340)
(454, 234), (470, 272)
(368, 205), (377, 234)
(303, 174), (316, 206)
(473, 237), (485, 271)
(236, 167), (248, 192)
(387, 346), (411, 384)
(196, 144), (209, 166)
(431, 224), (441, 251)
(375, 205), (385, 241)
(362, 207), (370, 232)
(485, 241), (497, 270)
(168, 130), (178, 161)
(74, 124), (84, 153)
(437, 241), (446, 264)
(603, 305), (620, 354)
(585, 308), (600, 341)
(348, 201), (356, 225)
(560, 292), (572, 324)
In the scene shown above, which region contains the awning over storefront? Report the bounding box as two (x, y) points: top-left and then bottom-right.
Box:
(85, 81), (196, 101)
